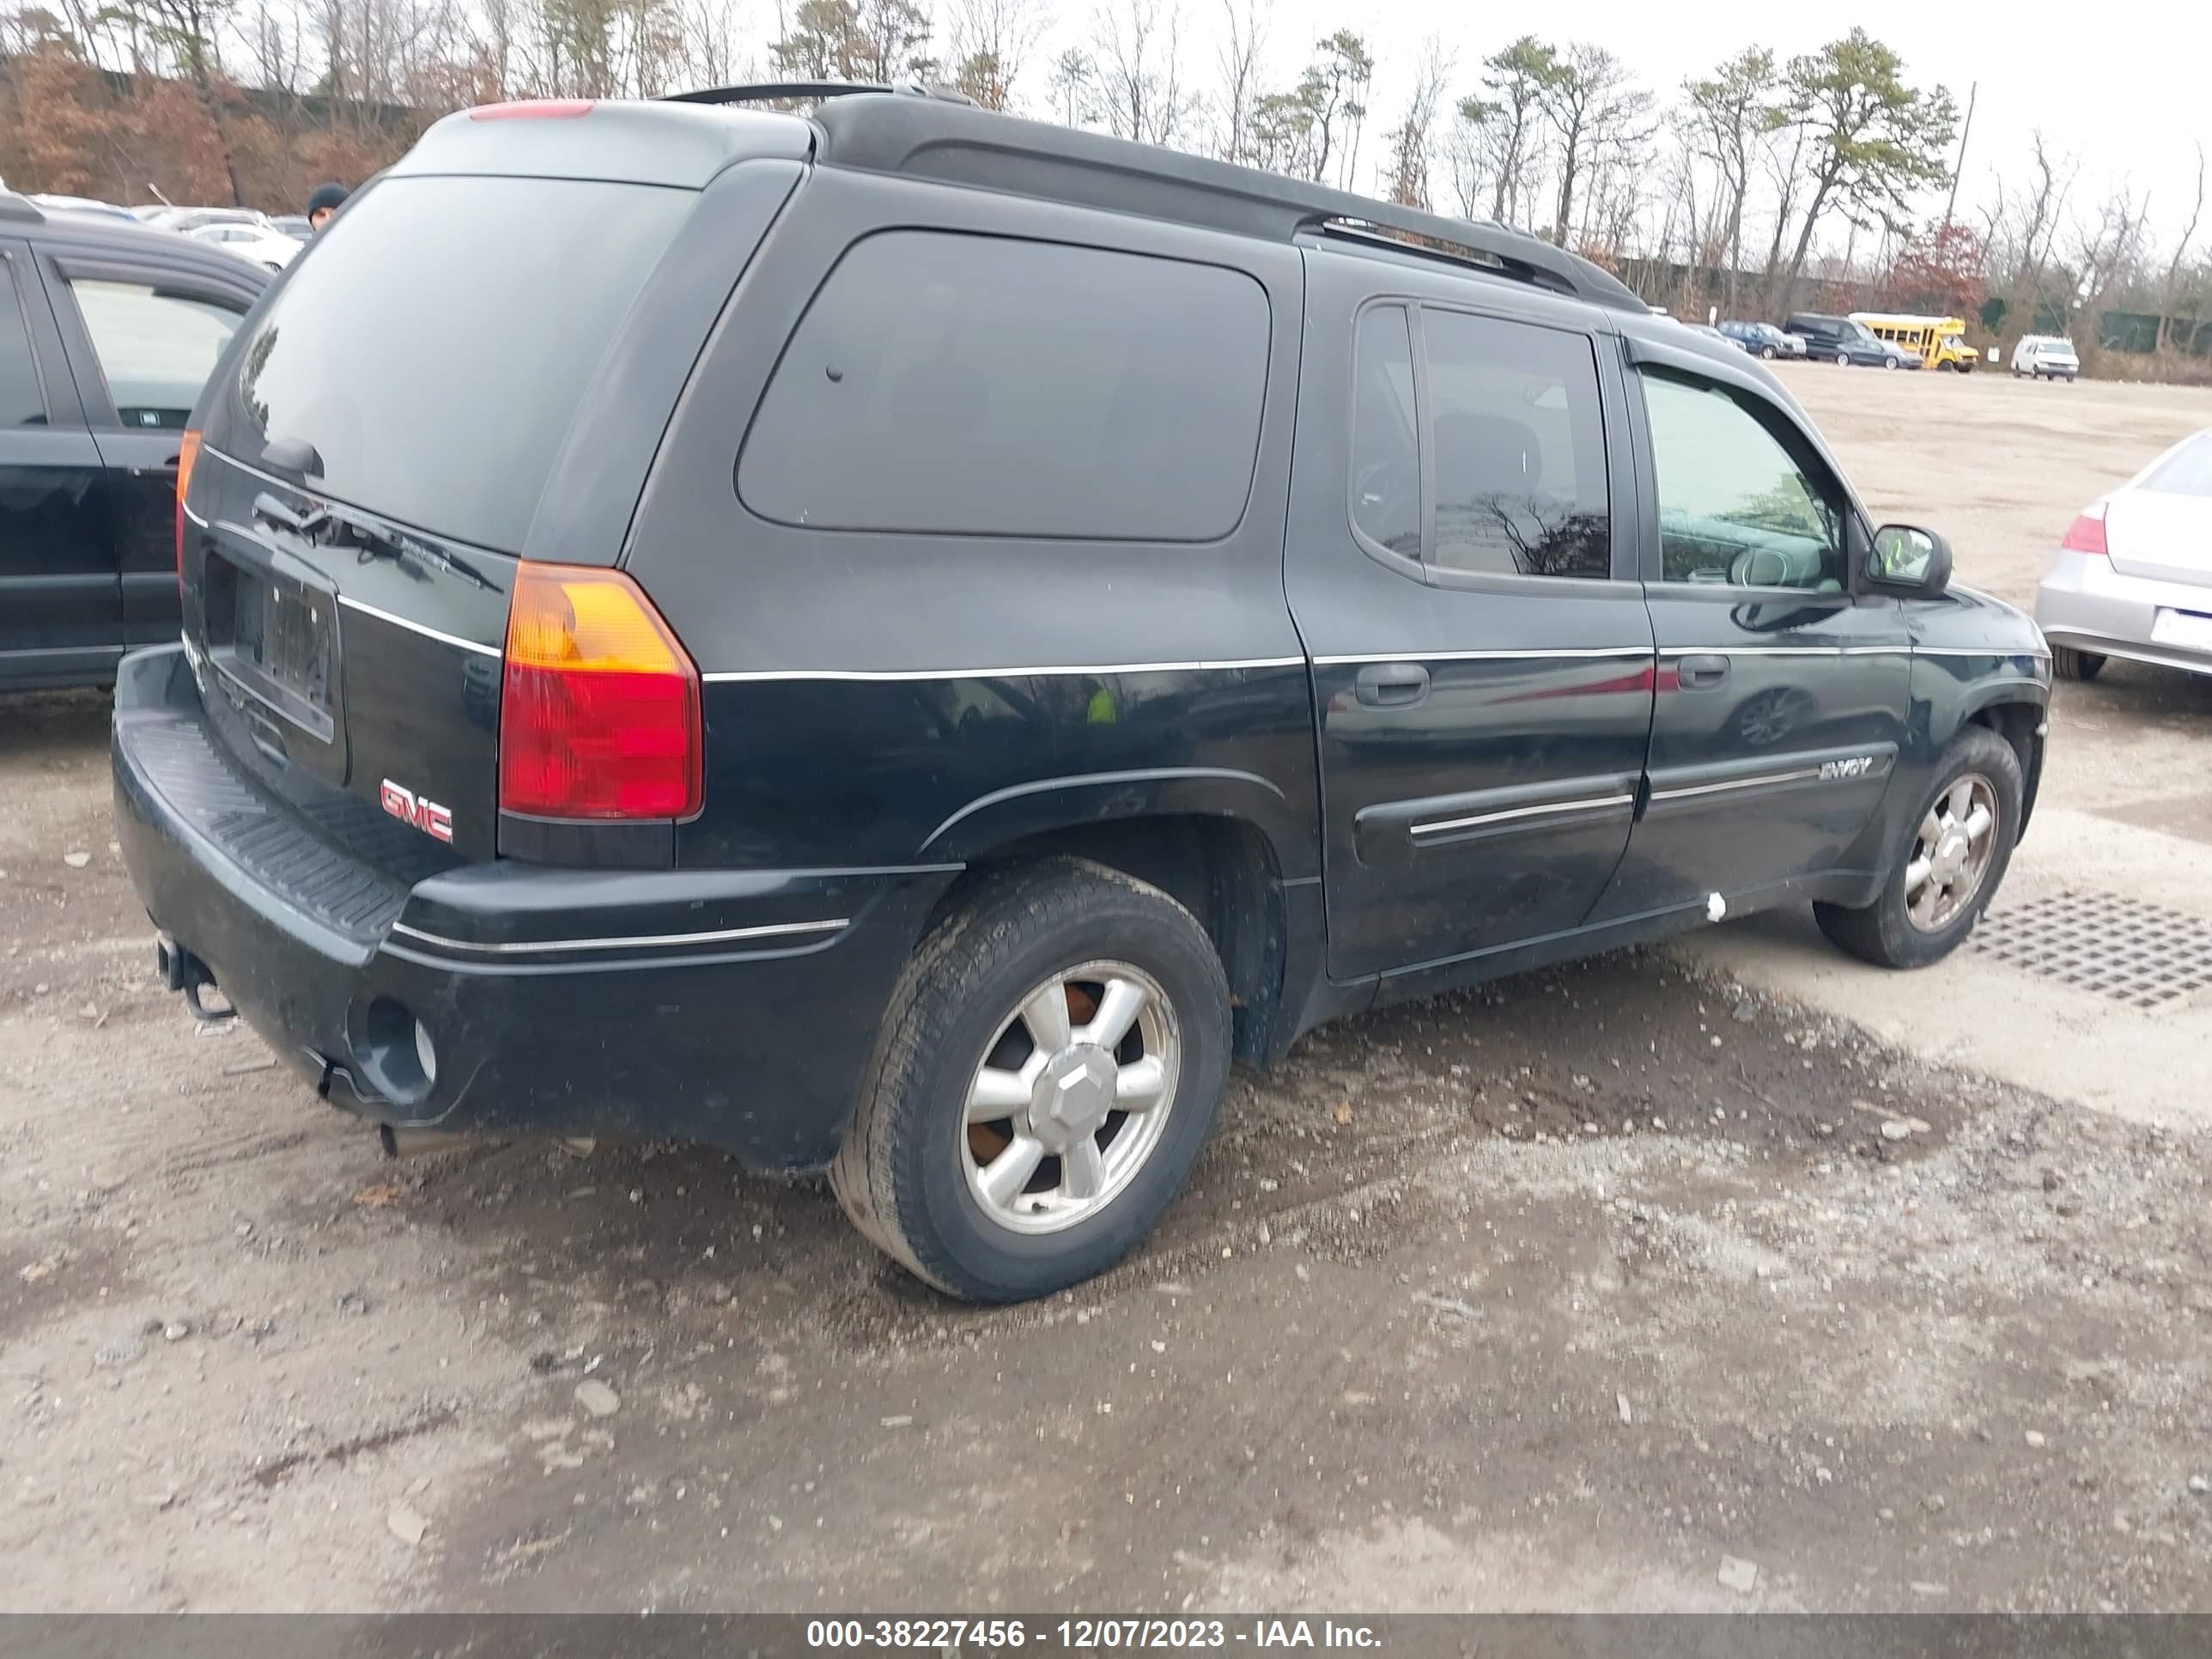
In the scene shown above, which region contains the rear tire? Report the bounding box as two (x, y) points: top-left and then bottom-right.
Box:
(830, 857), (1232, 1304)
(1814, 728), (2022, 970)
(2051, 645), (2106, 682)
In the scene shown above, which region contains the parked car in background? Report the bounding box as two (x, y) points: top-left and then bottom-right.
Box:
(113, 88), (2051, 1304)
(1719, 319), (1808, 360)
(143, 206), (270, 236)
(270, 214), (313, 239)
(28, 194), (138, 223)
(2013, 336), (2080, 381)
(1850, 312), (1979, 372)
(189, 220), (302, 270)
(0, 191), (269, 691)
(1786, 313), (1919, 368)
(2036, 428), (2212, 682)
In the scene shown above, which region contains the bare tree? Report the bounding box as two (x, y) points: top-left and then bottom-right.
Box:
(1046, 45), (1095, 127)
(945, 0), (1045, 110)
(1444, 94), (1498, 221)
(2157, 143), (2206, 355)
(2069, 185), (2152, 349)
(1381, 36), (1450, 209)
(1987, 131), (2076, 344)
(1211, 0), (1264, 165)
(1091, 0), (1191, 148)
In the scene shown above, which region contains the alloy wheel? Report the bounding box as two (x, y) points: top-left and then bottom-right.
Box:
(1905, 775), (2000, 932)
(958, 961), (1182, 1235)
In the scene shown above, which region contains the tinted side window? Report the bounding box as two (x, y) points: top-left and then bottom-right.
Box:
(1640, 371), (1845, 591)
(739, 231), (1270, 541)
(1423, 308), (1610, 579)
(71, 278), (241, 429)
(1349, 304), (1419, 556)
(0, 259), (46, 427)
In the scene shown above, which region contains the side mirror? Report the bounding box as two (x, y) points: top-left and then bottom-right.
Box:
(1868, 524), (1954, 596)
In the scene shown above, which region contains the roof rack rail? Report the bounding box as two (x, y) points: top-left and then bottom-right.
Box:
(661, 80), (975, 109)
(0, 191), (45, 224)
(807, 98), (1645, 313)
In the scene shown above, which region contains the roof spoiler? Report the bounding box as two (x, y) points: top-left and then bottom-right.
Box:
(661, 81), (977, 108)
(0, 191), (45, 224)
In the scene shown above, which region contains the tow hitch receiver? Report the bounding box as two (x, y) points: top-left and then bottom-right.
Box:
(155, 935), (235, 1024)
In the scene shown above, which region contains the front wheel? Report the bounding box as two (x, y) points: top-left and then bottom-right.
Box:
(1885, 356), (1902, 370)
(1814, 728), (2023, 969)
(830, 858), (1232, 1303)
(1761, 345), (1778, 360)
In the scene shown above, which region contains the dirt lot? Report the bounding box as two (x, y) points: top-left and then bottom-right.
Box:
(4, 370), (2212, 1614)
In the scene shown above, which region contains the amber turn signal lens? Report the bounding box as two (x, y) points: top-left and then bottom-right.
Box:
(174, 428), (202, 586)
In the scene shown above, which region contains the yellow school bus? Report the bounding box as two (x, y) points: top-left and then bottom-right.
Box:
(1848, 313), (1980, 372)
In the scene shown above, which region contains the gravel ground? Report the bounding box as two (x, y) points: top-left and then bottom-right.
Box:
(3, 372), (2212, 1613)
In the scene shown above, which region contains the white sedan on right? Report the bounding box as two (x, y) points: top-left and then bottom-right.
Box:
(2036, 427), (2212, 681)
(187, 220), (302, 272)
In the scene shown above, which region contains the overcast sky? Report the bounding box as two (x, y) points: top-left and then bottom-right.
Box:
(1029, 0), (2211, 255)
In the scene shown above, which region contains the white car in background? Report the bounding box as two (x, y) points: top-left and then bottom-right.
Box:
(188, 220), (301, 271)
(2012, 335), (2080, 380)
(2035, 427), (2212, 681)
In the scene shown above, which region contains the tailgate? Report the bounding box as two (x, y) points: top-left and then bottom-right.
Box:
(184, 447), (512, 876)
(180, 169), (707, 878)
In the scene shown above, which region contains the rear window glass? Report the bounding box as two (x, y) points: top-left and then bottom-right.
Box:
(2144, 435), (2212, 497)
(738, 230), (1270, 541)
(224, 175), (689, 554)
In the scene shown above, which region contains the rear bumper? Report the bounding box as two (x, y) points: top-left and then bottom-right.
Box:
(112, 646), (956, 1168)
(2035, 552), (2212, 678)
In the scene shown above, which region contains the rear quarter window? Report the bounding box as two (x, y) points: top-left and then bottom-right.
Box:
(738, 230), (1271, 542)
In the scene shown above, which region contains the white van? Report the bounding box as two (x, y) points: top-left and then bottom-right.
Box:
(2012, 336), (2080, 381)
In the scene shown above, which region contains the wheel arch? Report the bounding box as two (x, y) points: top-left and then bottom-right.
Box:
(919, 773), (1315, 1067)
(1960, 694), (2046, 840)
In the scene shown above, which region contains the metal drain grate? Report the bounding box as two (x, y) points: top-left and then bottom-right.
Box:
(1972, 889), (2212, 1009)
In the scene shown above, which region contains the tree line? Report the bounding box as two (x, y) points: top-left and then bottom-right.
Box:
(2, 0), (2204, 360)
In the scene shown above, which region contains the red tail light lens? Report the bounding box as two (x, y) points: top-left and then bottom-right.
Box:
(498, 563), (702, 820)
(2060, 505), (2108, 556)
(174, 428), (202, 587)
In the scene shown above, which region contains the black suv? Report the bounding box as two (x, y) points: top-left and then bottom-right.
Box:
(113, 90), (2051, 1302)
(1, 194), (269, 690)
(1785, 312), (1916, 370)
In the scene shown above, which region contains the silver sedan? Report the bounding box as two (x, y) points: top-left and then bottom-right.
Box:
(2035, 427), (2212, 681)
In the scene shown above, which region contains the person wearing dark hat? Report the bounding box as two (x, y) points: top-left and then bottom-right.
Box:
(306, 182), (349, 233)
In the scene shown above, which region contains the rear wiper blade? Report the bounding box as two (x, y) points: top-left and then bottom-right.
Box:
(329, 507), (500, 592)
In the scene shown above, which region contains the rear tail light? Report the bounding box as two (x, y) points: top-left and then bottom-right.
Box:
(498, 563), (702, 820)
(174, 428), (202, 586)
(2059, 503), (2108, 556)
